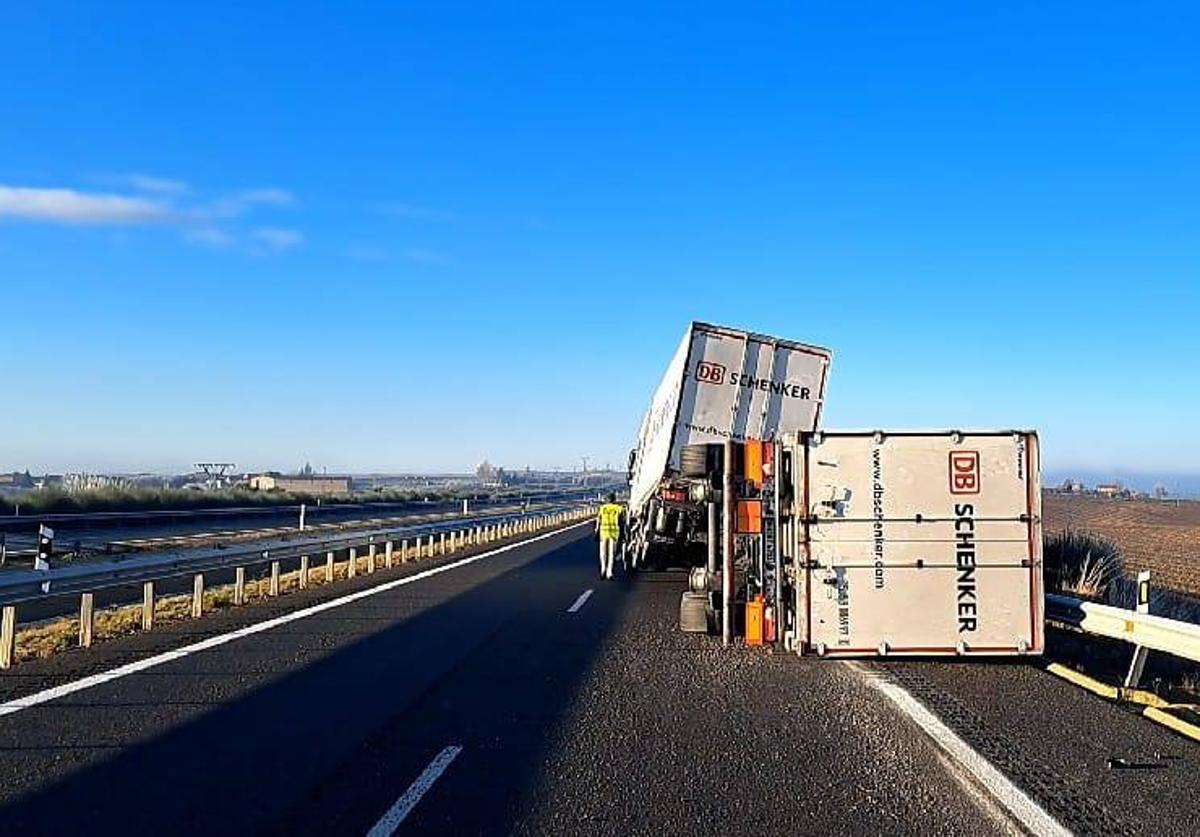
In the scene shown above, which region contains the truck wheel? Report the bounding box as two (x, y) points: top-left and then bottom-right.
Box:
(680, 443), (716, 477)
(679, 591), (709, 633)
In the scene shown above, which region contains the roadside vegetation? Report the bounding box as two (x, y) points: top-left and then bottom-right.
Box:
(0, 484), (529, 516)
(14, 557), (363, 663)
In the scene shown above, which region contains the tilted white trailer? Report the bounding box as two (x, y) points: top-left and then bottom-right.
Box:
(626, 322), (832, 567)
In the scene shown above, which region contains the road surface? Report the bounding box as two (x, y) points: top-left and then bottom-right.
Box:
(0, 526), (1194, 834)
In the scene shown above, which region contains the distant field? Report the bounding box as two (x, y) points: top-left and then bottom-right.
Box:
(1043, 494), (1200, 596)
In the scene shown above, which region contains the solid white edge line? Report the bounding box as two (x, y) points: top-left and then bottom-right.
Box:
(846, 662), (1070, 837)
(0, 521), (591, 718)
(566, 588), (594, 613)
(365, 745), (463, 837)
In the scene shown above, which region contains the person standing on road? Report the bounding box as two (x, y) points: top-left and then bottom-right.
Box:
(595, 493), (624, 579)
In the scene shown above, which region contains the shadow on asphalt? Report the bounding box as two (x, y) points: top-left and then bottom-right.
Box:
(0, 530), (639, 835)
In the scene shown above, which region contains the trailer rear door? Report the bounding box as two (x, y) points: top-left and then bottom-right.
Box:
(796, 431), (1043, 656)
(670, 324), (830, 465)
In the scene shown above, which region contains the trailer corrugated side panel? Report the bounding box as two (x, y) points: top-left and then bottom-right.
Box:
(628, 330), (692, 518)
(797, 431), (1043, 657)
(667, 324), (831, 468)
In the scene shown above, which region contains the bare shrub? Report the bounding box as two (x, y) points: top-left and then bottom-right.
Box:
(1044, 530), (1124, 600)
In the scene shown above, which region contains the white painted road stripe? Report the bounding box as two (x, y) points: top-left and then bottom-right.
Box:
(366, 745), (463, 837)
(847, 663), (1070, 837)
(0, 521), (591, 719)
(566, 588), (594, 613)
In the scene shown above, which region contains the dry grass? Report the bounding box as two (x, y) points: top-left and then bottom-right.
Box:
(1044, 530), (1123, 599)
(12, 549), (436, 664)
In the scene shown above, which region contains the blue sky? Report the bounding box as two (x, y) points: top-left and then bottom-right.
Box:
(1, 2), (1197, 479)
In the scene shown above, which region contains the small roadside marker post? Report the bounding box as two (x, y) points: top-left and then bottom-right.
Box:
(1124, 570), (1152, 689)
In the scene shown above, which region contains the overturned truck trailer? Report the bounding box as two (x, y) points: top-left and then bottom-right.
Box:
(626, 322), (832, 569)
(711, 430), (1044, 657)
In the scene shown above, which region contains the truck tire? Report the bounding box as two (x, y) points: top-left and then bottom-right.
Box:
(679, 591), (709, 633)
(680, 443), (720, 478)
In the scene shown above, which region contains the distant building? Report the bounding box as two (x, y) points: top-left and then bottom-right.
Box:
(1095, 483), (1125, 498)
(247, 474), (352, 495)
(475, 460), (508, 486)
(0, 472), (35, 490)
(63, 473), (133, 493)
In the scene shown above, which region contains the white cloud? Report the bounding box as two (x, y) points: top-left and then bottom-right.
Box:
(237, 188), (294, 206)
(0, 186), (171, 225)
(252, 227), (304, 252)
(123, 174), (190, 195)
(2, 181), (299, 254)
(384, 202), (455, 222)
(183, 226), (236, 248)
(206, 188), (296, 219)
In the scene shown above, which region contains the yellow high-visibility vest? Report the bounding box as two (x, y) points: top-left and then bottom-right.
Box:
(597, 503), (623, 541)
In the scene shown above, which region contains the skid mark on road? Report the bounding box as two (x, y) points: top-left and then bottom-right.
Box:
(366, 745), (463, 837)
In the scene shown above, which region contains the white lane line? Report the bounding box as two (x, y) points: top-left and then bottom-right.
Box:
(566, 588), (594, 613)
(0, 521), (591, 719)
(847, 663), (1070, 837)
(366, 745), (463, 837)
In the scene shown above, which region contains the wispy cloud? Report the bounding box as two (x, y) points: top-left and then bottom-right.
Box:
(207, 188), (296, 219)
(1, 180), (304, 257)
(182, 226), (236, 248)
(252, 227), (304, 252)
(123, 173), (190, 195)
(0, 186), (171, 225)
(383, 202), (456, 223)
(404, 247), (453, 266)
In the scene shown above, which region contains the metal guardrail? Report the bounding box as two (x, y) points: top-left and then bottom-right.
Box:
(0, 503), (596, 668)
(1046, 592), (1200, 662)
(1045, 590), (1200, 688)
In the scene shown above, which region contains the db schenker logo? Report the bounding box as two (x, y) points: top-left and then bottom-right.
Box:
(949, 450), (981, 495)
(695, 361), (727, 384)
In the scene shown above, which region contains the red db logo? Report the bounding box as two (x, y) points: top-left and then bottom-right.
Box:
(949, 451), (980, 495)
(696, 361), (727, 384)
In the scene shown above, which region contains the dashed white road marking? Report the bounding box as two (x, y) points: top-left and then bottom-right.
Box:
(566, 588), (594, 613)
(847, 662), (1070, 837)
(366, 745), (463, 837)
(0, 521), (591, 719)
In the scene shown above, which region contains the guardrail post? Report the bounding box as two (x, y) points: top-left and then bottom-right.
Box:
(348, 547), (358, 578)
(270, 558), (281, 596)
(401, 539), (409, 563)
(325, 550), (335, 582)
(385, 540), (394, 569)
(0, 606), (14, 669)
(426, 535), (434, 557)
(300, 555), (310, 589)
(142, 581), (155, 630)
(234, 566), (246, 604)
(368, 539), (377, 574)
(439, 533), (446, 556)
(79, 592), (95, 648)
(192, 573), (204, 618)
(1124, 570), (1153, 688)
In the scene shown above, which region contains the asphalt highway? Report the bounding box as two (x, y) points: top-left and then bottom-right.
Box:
(0, 526), (1195, 835)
